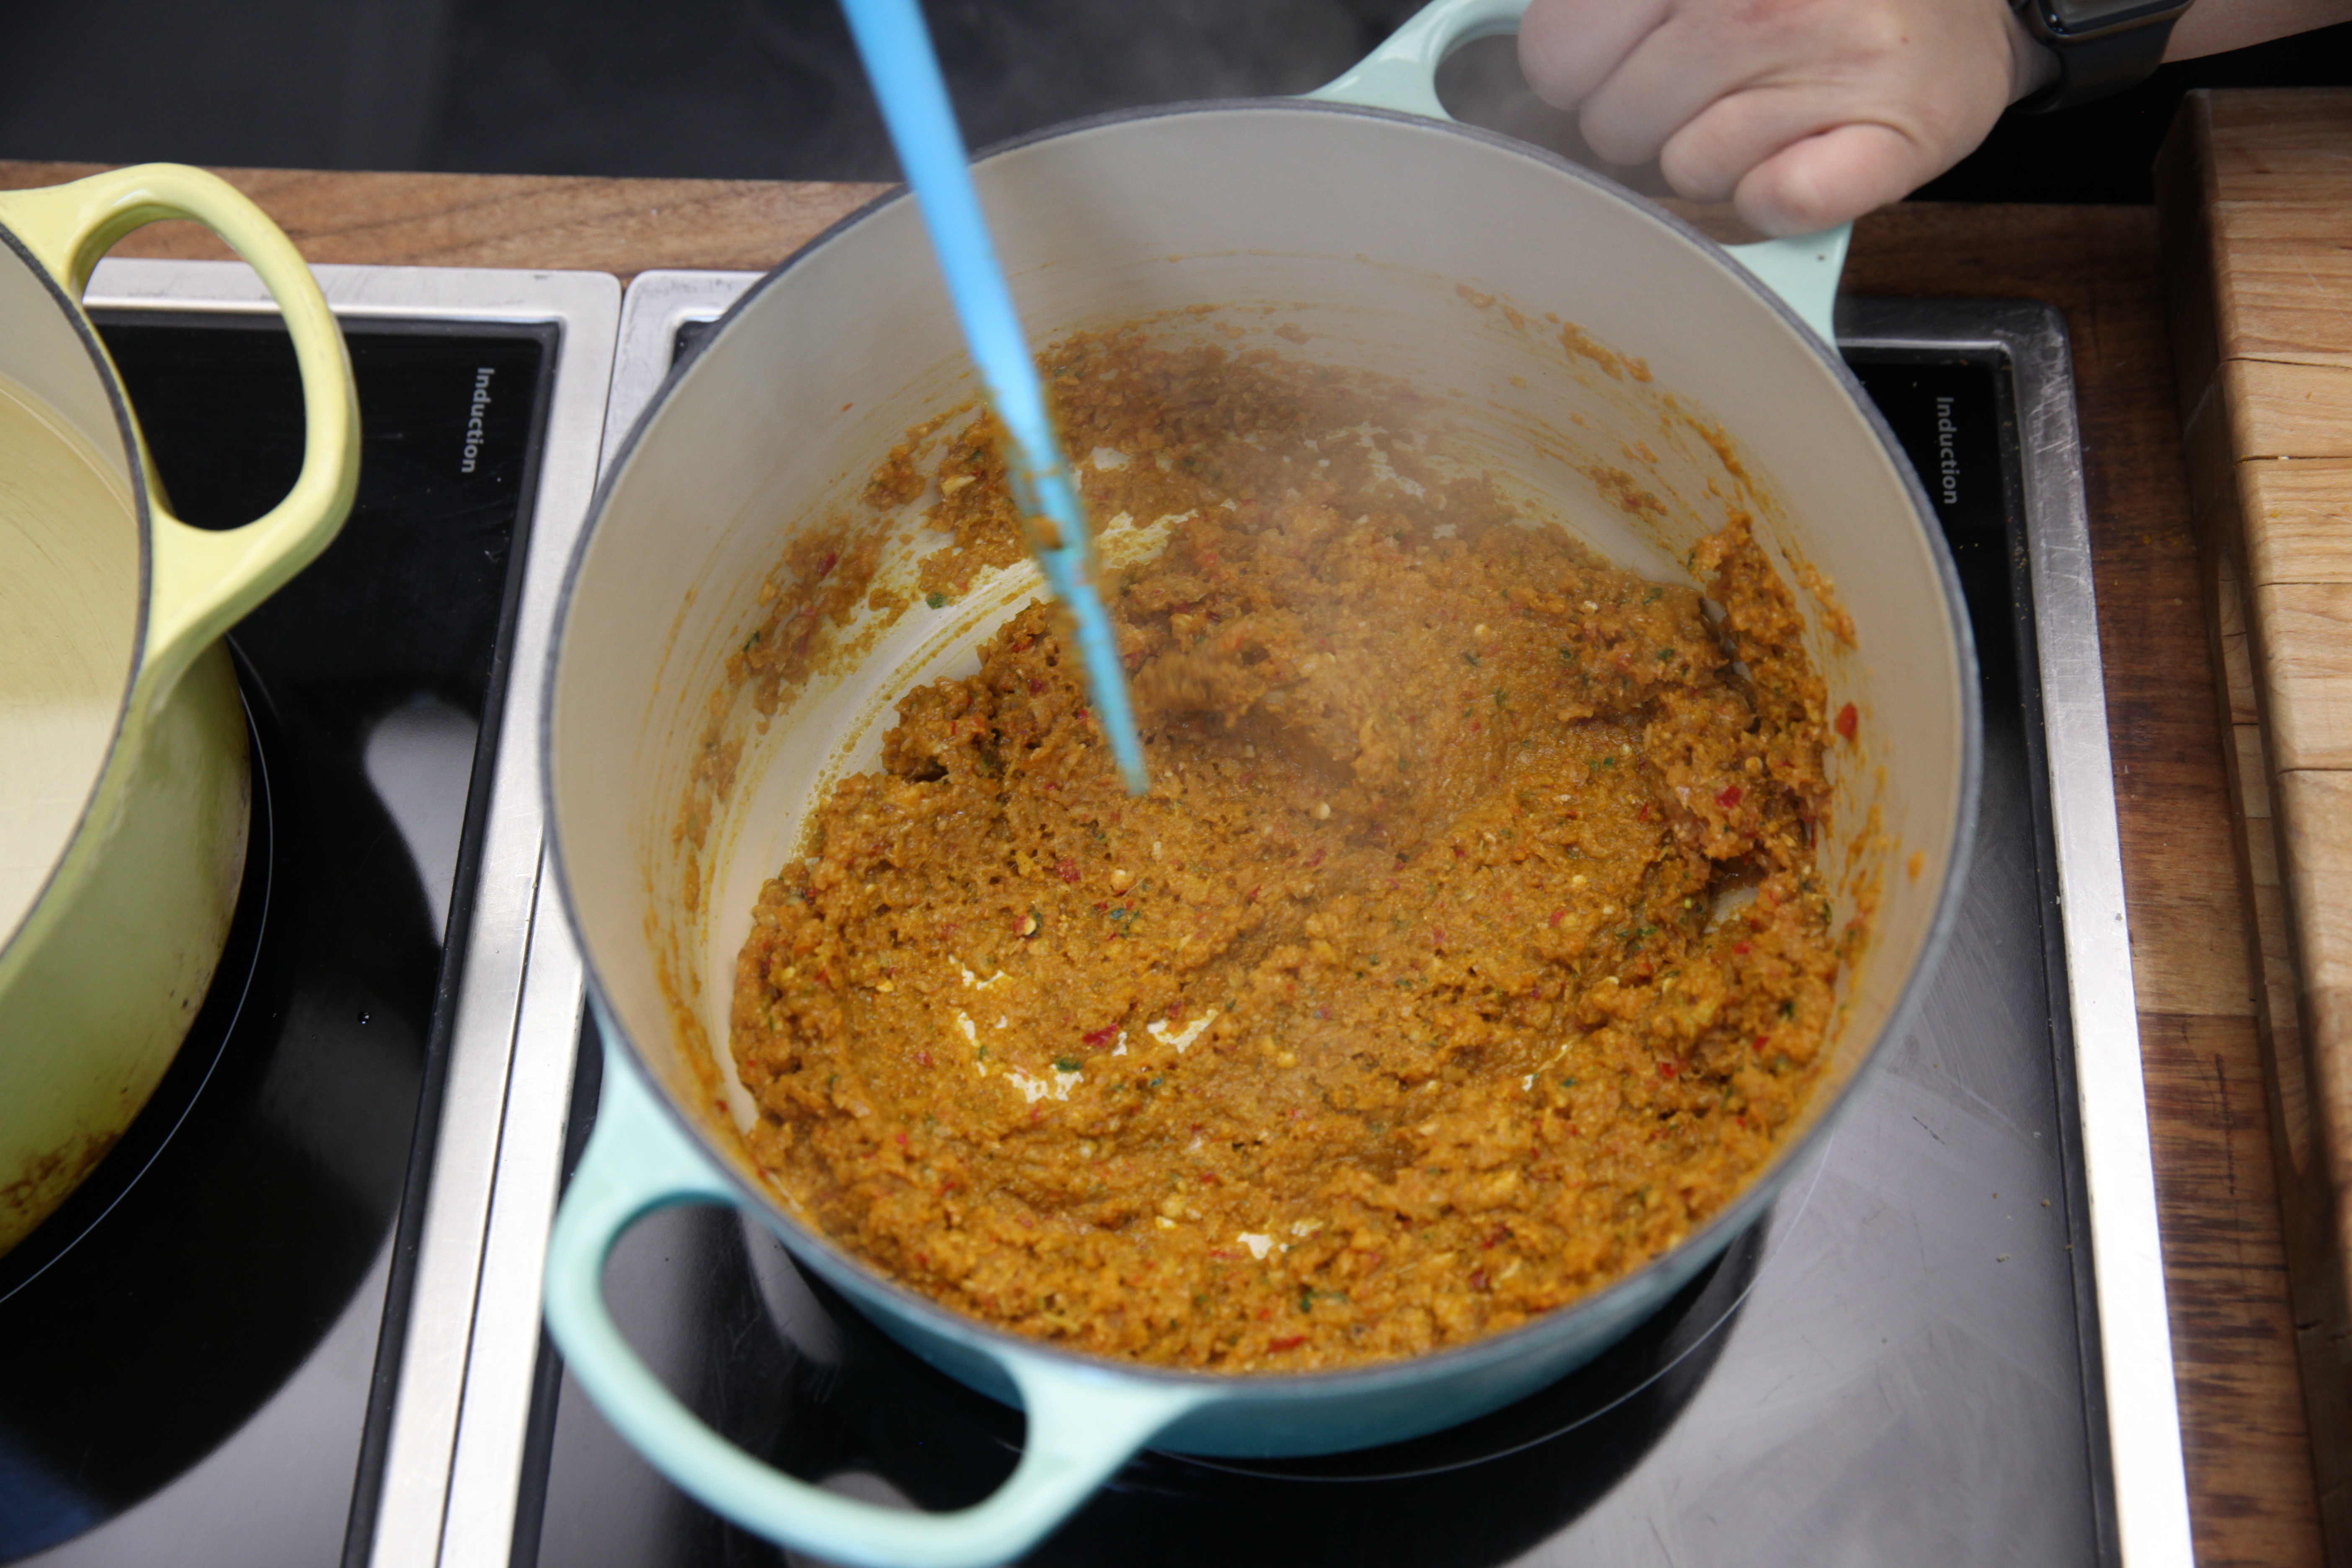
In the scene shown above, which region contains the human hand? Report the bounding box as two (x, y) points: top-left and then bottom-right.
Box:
(1517, 0), (2055, 235)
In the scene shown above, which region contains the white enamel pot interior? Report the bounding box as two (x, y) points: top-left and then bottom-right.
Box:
(543, 100), (1979, 1555)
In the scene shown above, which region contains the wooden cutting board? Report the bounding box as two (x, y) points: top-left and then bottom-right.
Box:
(2160, 85), (2352, 1560)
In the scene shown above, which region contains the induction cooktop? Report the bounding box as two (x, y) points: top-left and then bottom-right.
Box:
(0, 260), (614, 1568)
(513, 279), (2190, 1568)
(0, 263), (2191, 1568)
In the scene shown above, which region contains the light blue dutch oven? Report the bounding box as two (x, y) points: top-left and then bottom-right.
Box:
(541, 1), (1981, 1562)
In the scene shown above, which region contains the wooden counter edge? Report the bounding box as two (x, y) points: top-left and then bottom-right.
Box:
(2158, 88), (2352, 1560)
(0, 161), (893, 283)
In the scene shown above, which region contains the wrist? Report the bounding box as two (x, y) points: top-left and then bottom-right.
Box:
(2004, 3), (2064, 102)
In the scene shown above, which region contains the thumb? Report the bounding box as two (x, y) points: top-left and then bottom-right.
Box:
(1731, 121), (1931, 235)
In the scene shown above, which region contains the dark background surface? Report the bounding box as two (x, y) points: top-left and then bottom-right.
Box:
(4, 0), (2352, 199)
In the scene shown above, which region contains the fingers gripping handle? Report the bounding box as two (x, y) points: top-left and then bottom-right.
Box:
(0, 164), (358, 698)
(1306, 0), (1850, 343)
(543, 1042), (1203, 1568)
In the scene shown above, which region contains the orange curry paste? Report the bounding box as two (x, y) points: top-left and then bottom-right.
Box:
(730, 330), (1843, 1372)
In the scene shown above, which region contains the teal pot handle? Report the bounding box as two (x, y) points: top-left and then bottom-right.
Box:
(1306, 0), (1851, 342)
(543, 1033), (1206, 1568)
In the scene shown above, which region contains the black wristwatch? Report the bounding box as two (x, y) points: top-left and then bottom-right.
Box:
(2009, 0), (2193, 113)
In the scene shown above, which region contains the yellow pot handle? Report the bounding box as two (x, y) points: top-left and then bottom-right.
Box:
(0, 164), (359, 697)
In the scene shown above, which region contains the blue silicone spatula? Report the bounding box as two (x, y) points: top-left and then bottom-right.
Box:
(836, 0), (1148, 794)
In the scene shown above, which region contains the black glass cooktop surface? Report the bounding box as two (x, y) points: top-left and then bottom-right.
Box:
(518, 327), (2117, 1566)
(0, 312), (553, 1566)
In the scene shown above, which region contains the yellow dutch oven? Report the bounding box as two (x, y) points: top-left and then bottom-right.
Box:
(0, 166), (357, 1257)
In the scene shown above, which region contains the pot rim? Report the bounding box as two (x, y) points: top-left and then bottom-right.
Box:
(0, 219), (157, 963)
(543, 92), (1984, 1398)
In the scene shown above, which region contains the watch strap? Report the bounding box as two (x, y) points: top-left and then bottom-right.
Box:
(2010, 2), (2189, 113)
